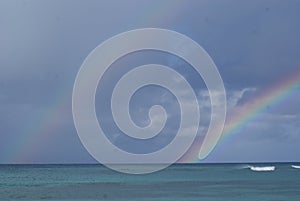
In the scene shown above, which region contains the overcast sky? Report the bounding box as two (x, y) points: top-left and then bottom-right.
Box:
(0, 0), (300, 164)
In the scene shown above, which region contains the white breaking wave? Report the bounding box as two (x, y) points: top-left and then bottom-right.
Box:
(249, 166), (275, 172)
(291, 165), (300, 169)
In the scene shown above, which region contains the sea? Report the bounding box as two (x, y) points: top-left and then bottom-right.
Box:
(0, 163), (299, 201)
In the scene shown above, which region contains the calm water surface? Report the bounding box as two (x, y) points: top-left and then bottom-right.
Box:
(0, 163), (299, 200)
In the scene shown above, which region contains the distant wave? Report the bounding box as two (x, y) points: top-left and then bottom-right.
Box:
(249, 166), (275, 172)
(291, 165), (300, 169)
(234, 164), (251, 169)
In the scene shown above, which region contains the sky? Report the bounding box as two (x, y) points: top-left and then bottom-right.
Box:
(0, 0), (300, 164)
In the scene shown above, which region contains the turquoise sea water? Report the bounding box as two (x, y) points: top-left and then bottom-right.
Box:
(0, 163), (299, 200)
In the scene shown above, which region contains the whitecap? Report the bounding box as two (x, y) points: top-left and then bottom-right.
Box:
(249, 166), (275, 172)
(291, 165), (300, 169)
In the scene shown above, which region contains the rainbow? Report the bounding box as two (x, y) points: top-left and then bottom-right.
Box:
(181, 68), (300, 163)
(7, 68), (300, 164)
(4, 87), (70, 164)
(222, 69), (300, 139)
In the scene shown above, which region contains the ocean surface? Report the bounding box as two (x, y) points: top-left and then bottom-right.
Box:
(0, 163), (299, 200)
